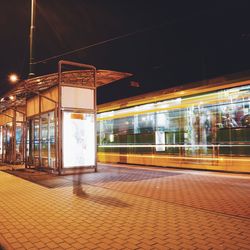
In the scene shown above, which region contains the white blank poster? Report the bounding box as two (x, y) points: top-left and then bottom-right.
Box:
(61, 86), (94, 109)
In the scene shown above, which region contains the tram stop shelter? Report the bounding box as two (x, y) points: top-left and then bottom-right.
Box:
(0, 61), (132, 174)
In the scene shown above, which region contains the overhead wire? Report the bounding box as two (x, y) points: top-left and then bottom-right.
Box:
(32, 21), (171, 65)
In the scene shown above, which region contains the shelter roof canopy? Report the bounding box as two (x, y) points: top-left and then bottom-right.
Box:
(0, 69), (132, 112)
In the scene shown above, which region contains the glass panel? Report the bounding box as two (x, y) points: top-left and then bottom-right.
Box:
(63, 112), (95, 168)
(32, 118), (39, 159)
(41, 114), (49, 167)
(5, 123), (13, 162)
(49, 112), (55, 168)
(16, 122), (24, 162)
(27, 117), (39, 166)
(0, 126), (2, 161)
(2, 126), (6, 159)
(27, 112), (56, 168)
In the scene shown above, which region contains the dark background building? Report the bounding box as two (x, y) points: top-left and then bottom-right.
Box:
(1, 0), (250, 103)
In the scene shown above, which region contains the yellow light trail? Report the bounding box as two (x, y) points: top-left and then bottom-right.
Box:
(98, 152), (250, 162)
(98, 144), (250, 148)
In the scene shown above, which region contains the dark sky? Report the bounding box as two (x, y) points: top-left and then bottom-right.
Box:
(0, 0), (250, 103)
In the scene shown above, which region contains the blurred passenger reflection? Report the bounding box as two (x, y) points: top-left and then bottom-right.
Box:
(73, 169), (87, 196)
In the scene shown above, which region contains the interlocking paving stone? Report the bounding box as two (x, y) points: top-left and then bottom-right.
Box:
(0, 164), (250, 250)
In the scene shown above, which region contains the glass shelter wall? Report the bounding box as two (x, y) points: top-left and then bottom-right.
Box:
(0, 126), (2, 161)
(1, 123), (14, 163)
(97, 84), (250, 171)
(15, 122), (25, 163)
(27, 111), (56, 168)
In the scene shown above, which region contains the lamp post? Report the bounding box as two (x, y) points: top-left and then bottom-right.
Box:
(29, 0), (36, 78)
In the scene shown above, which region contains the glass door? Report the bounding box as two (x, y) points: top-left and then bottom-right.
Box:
(48, 112), (55, 168)
(27, 112), (55, 169)
(32, 117), (40, 166)
(41, 112), (55, 168)
(5, 123), (13, 162)
(16, 122), (24, 163)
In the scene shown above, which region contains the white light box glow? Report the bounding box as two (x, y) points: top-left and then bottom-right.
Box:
(63, 112), (95, 168)
(61, 86), (94, 109)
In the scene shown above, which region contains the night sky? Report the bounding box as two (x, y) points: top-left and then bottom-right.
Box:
(0, 0), (250, 103)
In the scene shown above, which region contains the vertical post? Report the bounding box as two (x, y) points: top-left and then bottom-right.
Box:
(24, 120), (28, 168)
(93, 67), (97, 172)
(29, 0), (36, 78)
(48, 113), (51, 168)
(58, 65), (62, 175)
(12, 110), (16, 163)
(38, 95), (41, 168)
(29, 120), (33, 168)
(54, 105), (58, 173)
(4, 126), (6, 162)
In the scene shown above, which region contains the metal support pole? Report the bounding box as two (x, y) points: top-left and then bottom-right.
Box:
(48, 112), (51, 168)
(29, 0), (36, 78)
(38, 94), (41, 168)
(54, 104), (58, 173)
(93, 65), (97, 172)
(12, 110), (16, 163)
(24, 120), (28, 168)
(58, 66), (62, 175)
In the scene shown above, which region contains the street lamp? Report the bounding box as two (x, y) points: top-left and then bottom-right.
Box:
(8, 73), (19, 84)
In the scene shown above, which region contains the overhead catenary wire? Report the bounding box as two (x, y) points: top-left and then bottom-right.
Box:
(32, 21), (171, 65)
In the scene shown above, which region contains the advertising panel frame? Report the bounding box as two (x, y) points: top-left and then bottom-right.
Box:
(58, 60), (97, 174)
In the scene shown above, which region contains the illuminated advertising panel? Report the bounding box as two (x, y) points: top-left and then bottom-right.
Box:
(63, 112), (95, 168)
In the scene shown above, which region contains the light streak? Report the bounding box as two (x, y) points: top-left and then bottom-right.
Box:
(98, 144), (250, 148)
(97, 86), (250, 121)
(98, 80), (250, 114)
(98, 152), (250, 162)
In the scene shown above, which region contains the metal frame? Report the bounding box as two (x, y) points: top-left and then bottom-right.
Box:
(0, 62), (131, 174)
(0, 109), (26, 164)
(0, 113), (14, 163)
(24, 84), (59, 171)
(58, 60), (97, 174)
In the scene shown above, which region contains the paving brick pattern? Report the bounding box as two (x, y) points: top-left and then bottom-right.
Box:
(0, 164), (250, 250)
(70, 164), (250, 218)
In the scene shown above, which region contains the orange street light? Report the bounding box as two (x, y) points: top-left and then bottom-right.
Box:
(8, 73), (19, 84)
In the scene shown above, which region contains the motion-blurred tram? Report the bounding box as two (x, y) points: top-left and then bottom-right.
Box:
(97, 72), (250, 173)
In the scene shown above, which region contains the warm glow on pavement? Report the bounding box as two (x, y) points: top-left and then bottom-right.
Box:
(0, 164), (249, 249)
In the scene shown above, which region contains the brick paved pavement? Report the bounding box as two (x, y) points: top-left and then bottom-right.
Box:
(0, 164), (250, 250)
(72, 164), (250, 218)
